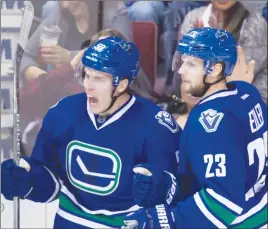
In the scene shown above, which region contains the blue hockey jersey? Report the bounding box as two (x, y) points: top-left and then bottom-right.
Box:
(174, 81), (267, 228)
(29, 93), (180, 228)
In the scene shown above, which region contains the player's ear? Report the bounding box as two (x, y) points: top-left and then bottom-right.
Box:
(116, 79), (129, 93)
(210, 63), (223, 78)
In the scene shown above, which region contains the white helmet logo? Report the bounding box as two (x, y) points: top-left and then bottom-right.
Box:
(94, 43), (107, 52)
(187, 31), (199, 38)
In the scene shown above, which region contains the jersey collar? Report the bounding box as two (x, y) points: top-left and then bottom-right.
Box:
(87, 95), (136, 130)
(199, 84), (238, 105)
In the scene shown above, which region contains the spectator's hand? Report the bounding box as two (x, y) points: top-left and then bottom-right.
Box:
(70, 48), (86, 70)
(39, 44), (71, 64)
(227, 46), (255, 83)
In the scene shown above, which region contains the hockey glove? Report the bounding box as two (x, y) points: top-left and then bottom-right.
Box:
(132, 164), (178, 207)
(1, 157), (59, 202)
(1, 158), (33, 200)
(122, 204), (176, 229)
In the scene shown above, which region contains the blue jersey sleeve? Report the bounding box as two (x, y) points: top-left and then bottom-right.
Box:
(173, 112), (247, 228)
(177, 125), (189, 175)
(145, 111), (180, 181)
(27, 105), (62, 202)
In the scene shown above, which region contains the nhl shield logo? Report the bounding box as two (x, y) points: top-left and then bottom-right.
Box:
(155, 111), (179, 133)
(199, 109), (224, 133)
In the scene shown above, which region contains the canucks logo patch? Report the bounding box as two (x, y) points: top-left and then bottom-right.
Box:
(199, 109), (224, 133)
(155, 111), (179, 133)
(66, 141), (122, 196)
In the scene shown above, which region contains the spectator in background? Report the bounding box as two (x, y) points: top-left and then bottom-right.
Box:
(125, 1), (166, 25)
(28, 0), (49, 37)
(41, 1), (60, 19)
(178, 0), (267, 103)
(20, 0), (132, 83)
(125, 1), (209, 94)
(20, 0), (95, 82)
(161, 1), (209, 88)
(41, 0), (134, 41)
(240, 1), (267, 14)
(102, 1), (133, 42)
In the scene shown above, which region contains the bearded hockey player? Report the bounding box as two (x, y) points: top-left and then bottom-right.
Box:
(123, 28), (267, 229)
(1, 37), (181, 228)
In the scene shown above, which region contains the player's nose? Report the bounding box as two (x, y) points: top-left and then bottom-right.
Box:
(178, 63), (187, 76)
(83, 78), (95, 91)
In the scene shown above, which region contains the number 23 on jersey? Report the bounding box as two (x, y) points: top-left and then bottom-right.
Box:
(203, 131), (267, 201)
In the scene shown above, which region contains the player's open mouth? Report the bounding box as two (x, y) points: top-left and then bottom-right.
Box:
(88, 96), (98, 106)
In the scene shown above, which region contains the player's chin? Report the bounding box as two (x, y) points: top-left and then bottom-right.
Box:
(88, 103), (100, 114)
(185, 92), (200, 102)
(188, 85), (203, 98)
(90, 108), (102, 115)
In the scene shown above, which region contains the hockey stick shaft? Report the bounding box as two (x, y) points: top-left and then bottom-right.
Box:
(13, 2), (34, 228)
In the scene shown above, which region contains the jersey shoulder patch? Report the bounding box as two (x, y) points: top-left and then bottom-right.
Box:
(198, 108), (224, 133)
(155, 111), (179, 133)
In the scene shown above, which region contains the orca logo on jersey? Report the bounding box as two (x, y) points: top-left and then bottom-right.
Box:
(199, 109), (224, 133)
(155, 111), (179, 133)
(66, 140), (122, 196)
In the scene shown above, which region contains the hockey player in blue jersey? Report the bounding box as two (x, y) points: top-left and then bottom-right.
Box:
(1, 37), (181, 228)
(123, 28), (267, 229)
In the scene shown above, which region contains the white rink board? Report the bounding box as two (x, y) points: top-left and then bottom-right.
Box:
(1, 195), (58, 228)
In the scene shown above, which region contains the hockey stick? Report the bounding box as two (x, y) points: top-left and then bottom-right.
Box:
(13, 2), (34, 228)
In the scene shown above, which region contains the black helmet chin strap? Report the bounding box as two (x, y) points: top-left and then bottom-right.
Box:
(100, 76), (132, 114)
(198, 74), (226, 97)
(99, 87), (126, 115)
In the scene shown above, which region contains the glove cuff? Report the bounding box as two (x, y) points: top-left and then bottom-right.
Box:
(164, 171), (179, 205)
